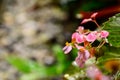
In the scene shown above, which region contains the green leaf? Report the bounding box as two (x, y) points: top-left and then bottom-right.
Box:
(52, 44), (71, 74)
(7, 45), (71, 78)
(97, 46), (120, 66)
(20, 73), (40, 80)
(7, 56), (31, 73)
(102, 13), (120, 47)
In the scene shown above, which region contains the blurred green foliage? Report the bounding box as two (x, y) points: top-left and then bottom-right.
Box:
(96, 13), (120, 75)
(103, 13), (120, 47)
(7, 44), (71, 80)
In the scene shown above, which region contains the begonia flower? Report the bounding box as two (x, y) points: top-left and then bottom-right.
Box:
(86, 31), (97, 42)
(76, 26), (84, 33)
(72, 32), (79, 42)
(76, 34), (85, 43)
(75, 50), (90, 68)
(81, 18), (92, 24)
(81, 12), (98, 24)
(100, 30), (109, 38)
(90, 12), (98, 19)
(63, 42), (72, 54)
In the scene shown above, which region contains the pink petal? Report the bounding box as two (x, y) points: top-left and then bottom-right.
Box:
(86, 65), (101, 79)
(84, 50), (90, 59)
(75, 50), (90, 68)
(76, 26), (84, 33)
(81, 18), (92, 24)
(64, 45), (72, 54)
(86, 32), (97, 42)
(100, 30), (109, 38)
(76, 34), (85, 43)
(71, 32), (79, 40)
(62, 46), (68, 51)
(75, 52), (84, 68)
(90, 12), (98, 19)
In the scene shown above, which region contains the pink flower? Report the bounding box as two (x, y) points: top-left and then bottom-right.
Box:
(76, 34), (85, 43)
(72, 32), (79, 40)
(75, 50), (90, 68)
(81, 12), (98, 24)
(72, 32), (85, 43)
(86, 31), (97, 42)
(63, 42), (72, 54)
(76, 26), (84, 33)
(86, 65), (111, 80)
(100, 30), (109, 38)
(86, 65), (102, 79)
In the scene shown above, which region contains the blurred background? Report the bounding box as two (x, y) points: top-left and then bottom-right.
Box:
(0, 0), (120, 80)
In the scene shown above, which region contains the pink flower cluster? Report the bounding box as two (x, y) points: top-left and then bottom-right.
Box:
(63, 12), (109, 68)
(72, 26), (109, 43)
(63, 26), (109, 67)
(63, 12), (110, 80)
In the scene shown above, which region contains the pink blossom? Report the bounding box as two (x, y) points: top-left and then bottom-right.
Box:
(75, 50), (90, 68)
(86, 65), (111, 80)
(81, 18), (92, 24)
(72, 32), (79, 40)
(72, 32), (85, 43)
(100, 30), (109, 38)
(81, 12), (98, 24)
(76, 26), (84, 33)
(86, 31), (97, 42)
(63, 44), (72, 54)
(86, 65), (102, 79)
(90, 12), (98, 19)
(76, 34), (85, 43)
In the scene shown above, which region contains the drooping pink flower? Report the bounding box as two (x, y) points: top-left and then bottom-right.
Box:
(75, 50), (90, 68)
(81, 18), (92, 24)
(100, 30), (109, 38)
(63, 42), (72, 54)
(90, 12), (98, 19)
(81, 12), (98, 24)
(86, 31), (97, 42)
(86, 65), (111, 80)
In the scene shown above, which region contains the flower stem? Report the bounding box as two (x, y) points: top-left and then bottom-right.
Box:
(93, 20), (100, 28)
(97, 40), (106, 49)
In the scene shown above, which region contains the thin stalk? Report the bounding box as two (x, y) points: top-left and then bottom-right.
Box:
(97, 40), (106, 49)
(93, 20), (100, 28)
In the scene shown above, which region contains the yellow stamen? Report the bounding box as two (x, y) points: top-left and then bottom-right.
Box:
(65, 42), (69, 46)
